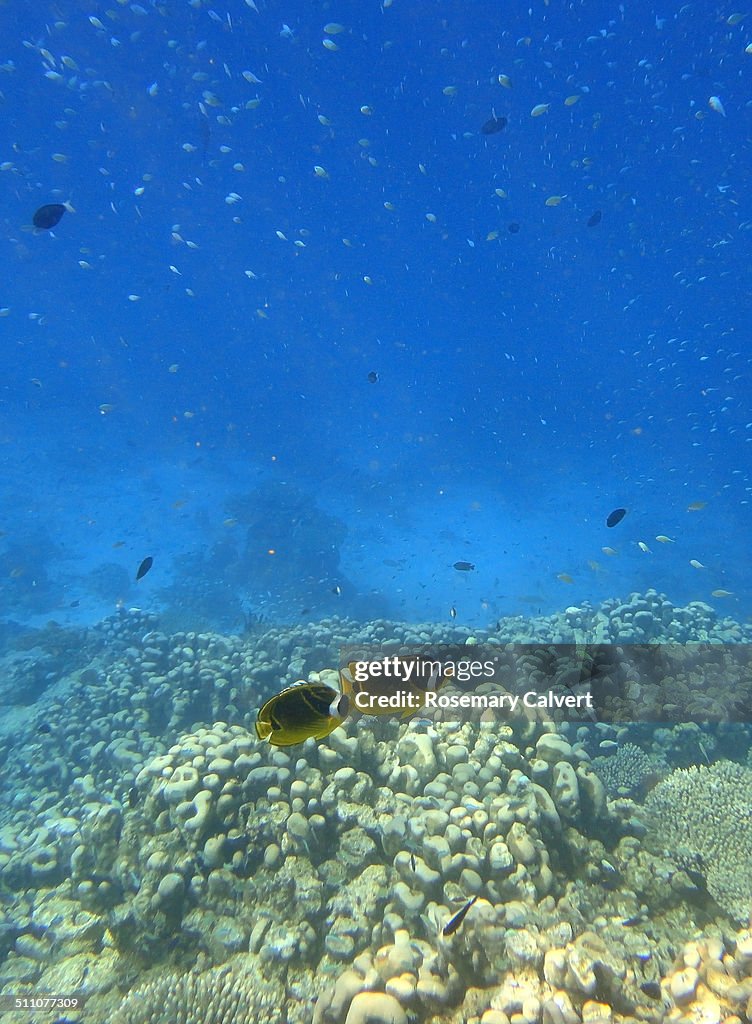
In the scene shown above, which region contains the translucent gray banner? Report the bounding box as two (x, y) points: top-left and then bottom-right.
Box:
(338, 644), (752, 724)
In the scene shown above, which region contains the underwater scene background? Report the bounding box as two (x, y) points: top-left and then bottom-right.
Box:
(1, 0), (751, 1022)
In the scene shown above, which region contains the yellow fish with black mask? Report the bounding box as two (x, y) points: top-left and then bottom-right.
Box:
(255, 682), (350, 747)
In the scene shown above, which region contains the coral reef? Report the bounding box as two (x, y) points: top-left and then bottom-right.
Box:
(156, 481), (356, 629)
(226, 480), (348, 589)
(661, 932), (752, 1022)
(110, 961), (284, 1024)
(591, 743), (666, 799)
(557, 587), (747, 643)
(645, 760), (752, 922)
(0, 591), (750, 1024)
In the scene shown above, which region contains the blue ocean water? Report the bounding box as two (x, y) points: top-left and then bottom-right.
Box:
(0, 0), (749, 632)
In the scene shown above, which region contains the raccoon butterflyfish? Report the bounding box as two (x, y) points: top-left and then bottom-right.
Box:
(255, 682), (350, 747)
(339, 658), (445, 718)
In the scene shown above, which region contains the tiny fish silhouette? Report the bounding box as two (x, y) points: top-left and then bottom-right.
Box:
(453, 561), (475, 571)
(136, 556), (153, 581)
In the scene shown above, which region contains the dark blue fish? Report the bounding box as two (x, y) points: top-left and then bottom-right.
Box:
(33, 203), (66, 229)
(481, 116), (507, 135)
(442, 895), (478, 936)
(606, 508), (627, 528)
(136, 556), (153, 580)
(640, 981), (662, 1001)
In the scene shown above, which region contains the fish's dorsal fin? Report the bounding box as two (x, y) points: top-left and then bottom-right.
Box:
(339, 662), (356, 695)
